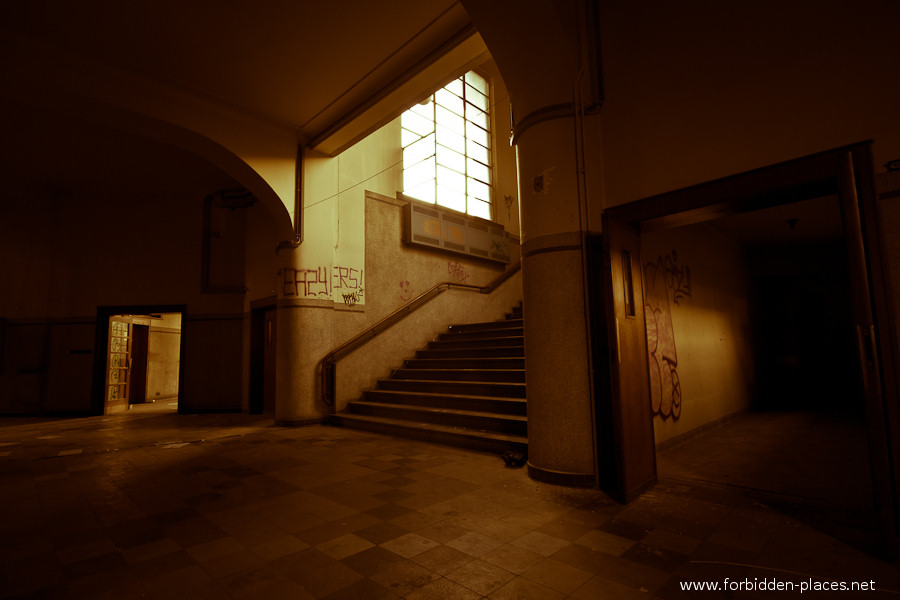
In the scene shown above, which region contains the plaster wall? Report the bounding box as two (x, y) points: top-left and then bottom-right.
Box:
(147, 317), (181, 403)
(334, 192), (522, 412)
(598, 0), (900, 208)
(640, 224), (755, 446)
(0, 179), (279, 414)
(274, 64), (522, 422)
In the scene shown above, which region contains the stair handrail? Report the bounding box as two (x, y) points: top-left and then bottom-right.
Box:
(320, 263), (522, 411)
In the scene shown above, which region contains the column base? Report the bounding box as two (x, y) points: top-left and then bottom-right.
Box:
(527, 462), (596, 488)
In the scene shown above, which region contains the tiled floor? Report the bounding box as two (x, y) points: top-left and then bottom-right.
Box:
(1, 408), (897, 599)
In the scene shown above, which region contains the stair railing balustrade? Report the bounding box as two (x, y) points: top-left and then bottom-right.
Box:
(320, 263), (521, 412)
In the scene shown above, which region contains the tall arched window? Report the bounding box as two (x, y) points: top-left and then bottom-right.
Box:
(401, 71), (492, 220)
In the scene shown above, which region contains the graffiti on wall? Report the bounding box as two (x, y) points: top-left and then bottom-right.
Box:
(399, 280), (412, 302)
(644, 251), (692, 420)
(447, 261), (470, 282)
(280, 265), (364, 303)
(342, 289), (364, 307)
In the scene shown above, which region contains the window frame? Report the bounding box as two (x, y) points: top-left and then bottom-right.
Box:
(401, 70), (494, 220)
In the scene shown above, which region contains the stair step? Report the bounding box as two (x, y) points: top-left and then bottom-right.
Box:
(333, 301), (527, 455)
(347, 400), (527, 435)
(438, 328), (524, 341)
(416, 347), (525, 359)
(403, 357), (524, 370)
(449, 319), (523, 333)
(330, 413), (528, 454)
(391, 368), (525, 383)
(428, 336), (523, 349)
(364, 389), (526, 415)
(376, 378), (526, 398)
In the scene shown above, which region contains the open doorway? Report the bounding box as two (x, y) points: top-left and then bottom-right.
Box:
(600, 142), (898, 557)
(249, 300), (276, 415)
(644, 195), (875, 545)
(94, 306), (185, 416)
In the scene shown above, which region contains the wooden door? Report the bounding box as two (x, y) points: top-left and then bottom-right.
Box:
(106, 317), (131, 413)
(249, 305), (276, 415)
(601, 214), (657, 502)
(838, 150), (899, 557)
(263, 308), (276, 414)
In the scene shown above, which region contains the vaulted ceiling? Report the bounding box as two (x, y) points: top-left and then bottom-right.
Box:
(0, 0), (486, 190)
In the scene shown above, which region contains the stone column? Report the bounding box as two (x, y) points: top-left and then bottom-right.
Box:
(461, 0), (605, 486)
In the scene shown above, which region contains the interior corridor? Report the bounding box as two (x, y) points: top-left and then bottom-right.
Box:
(656, 409), (876, 553)
(1, 412), (897, 599)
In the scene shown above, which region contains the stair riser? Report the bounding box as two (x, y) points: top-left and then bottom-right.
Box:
(403, 358), (525, 370)
(447, 319), (525, 333)
(330, 415), (527, 454)
(364, 390), (526, 415)
(416, 348), (524, 359)
(376, 379), (526, 398)
(347, 403), (527, 436)
(391, 369), (525, 383)
(428, 338), (522, 349)
(449, 319), (523, 333)
(439, 329), (524, 341)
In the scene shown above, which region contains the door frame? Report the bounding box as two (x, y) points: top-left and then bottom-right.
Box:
(92, 304), (187, 415)
(601, 141), (898, 558)
(249, 296), (277, 415)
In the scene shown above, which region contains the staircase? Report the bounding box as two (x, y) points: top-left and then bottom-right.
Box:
(331, 305), (527, 454)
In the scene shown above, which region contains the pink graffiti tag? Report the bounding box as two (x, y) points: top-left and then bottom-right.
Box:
(644, 251), (691, 419)
(447, 261), (469, 282)
(399, 280), (412, 302)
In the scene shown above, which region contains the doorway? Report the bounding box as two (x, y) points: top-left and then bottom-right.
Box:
(643, 196), (875, 546)
(94, 306), (185, 415)
(601, 142), (898, 557)
(249, 301), (276, 415)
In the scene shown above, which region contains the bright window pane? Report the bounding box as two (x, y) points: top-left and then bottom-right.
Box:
(401, 127), (422, 148)
(435, 88), (463, 117)
(405, 156), (435, 188)
(445, 77), (464, 97)
(465, 71), (488, 95)
(403, 133), (435, 166)
(437, 145), (466, 174)
(407, 180), (436, 203)
(466, 121), (488, 147)
(466, 139), (489, 164)
(468, 177), (490, 201)
(437, 186), (465, 212)
(467, 158), (490, 183)
(435, 105), (464, 135)
(466, 103), (489, 130)
(401, 110), (434, 138)
(468, 197), (491, 219)
(409, 98), (433, 119)
(466, 85), (488, 111)
(438, 165), (466, 193)
(401, 71), (492, 217)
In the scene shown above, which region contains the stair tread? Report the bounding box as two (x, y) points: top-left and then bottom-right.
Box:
(418, 350), (525, 358)
(409, 357), (523, 362)
(438, 334), (523, 340)
(396, 368), (525, 373)
(379, 378), (525, 387)
(350, 400), (527, 421)
(366, 389), (527, 402)
(335, 413), (528, 443)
